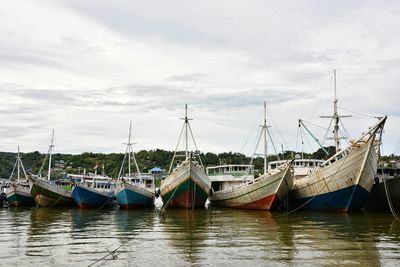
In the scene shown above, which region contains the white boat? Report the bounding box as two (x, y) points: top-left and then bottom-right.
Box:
(289, 70), (387, 211)
(209, 101), (293, 210)
(160, 105), (211, 209)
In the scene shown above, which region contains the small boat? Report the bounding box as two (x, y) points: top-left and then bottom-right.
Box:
(115, 121), (155, 209)
(71, 172), (116, 209)
(29, 130), (75, 207)
(6, 146), (35, 207)
(160, 105), (211, 209)
(209, 102), (293, 210)
(289, 71), (387, 211)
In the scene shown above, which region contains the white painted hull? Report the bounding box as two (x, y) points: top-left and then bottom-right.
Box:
(290, 135), (377, 211)
(210, 164), (293, 210)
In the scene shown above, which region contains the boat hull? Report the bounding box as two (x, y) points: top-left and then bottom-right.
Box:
(29, 178), (74, 207)
(115, 182), (154, 209)
(210, 165), (293, 210)
(290, 136), (377, 212)
(365, 177), (400, 211)
(72, 184), (115, 209)
(6, 184), (35, 207)
(160, 160), (211, 209)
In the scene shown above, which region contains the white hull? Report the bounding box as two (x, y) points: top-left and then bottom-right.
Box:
(210, 164), (293, 209)
(6, 181), (32, 199)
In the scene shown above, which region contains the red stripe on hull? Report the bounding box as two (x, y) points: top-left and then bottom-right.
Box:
(169, 190), (206, 209)
(235, 193), (280, 210)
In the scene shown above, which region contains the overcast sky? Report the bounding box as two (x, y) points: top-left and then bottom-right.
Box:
(0, 0), (399, 156)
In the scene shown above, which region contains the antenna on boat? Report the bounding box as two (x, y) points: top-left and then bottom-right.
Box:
(320, 69), (351, 153)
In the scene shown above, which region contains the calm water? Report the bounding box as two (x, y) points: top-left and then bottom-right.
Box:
(1, 204), (400, 266)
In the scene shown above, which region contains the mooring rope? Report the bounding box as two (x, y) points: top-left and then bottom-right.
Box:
(383, 177), (400, 220)
(159, 184), (179, 219)
(87, 237), (132, 267)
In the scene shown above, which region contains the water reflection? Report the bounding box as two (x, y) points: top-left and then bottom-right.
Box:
(0, 207), (399, 266)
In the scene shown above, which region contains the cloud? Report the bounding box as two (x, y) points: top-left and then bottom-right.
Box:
(0, 0), (399, 155)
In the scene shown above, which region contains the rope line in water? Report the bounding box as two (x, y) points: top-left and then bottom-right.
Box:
(159, 182), (180, 219)
(383, 177), (400, 221)
(87, 238), (132, 267)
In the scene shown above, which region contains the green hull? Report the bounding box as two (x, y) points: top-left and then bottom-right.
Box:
(31, 182), (74, 207)
(7, 192), (36, 207)
(161, 178), (209, 208)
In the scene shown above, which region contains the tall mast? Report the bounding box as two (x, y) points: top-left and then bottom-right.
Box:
(333, 69), (340, 153)
(185, 104), (189, 160)
(169, 105), (196, 173)
(320, 69), (351, 154)
(249, 101), (269, 175)
(17, 145), (20, 182)
(118, 121), (141, 179)
(128, 121), (132, 177)
(263, 101), (268, 175)
(48, 129), (55, 181)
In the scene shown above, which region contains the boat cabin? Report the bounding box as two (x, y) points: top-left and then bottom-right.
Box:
(206, 164), (254, 192)
(120, 173), (155, 189)
(268, 159), (324, 178)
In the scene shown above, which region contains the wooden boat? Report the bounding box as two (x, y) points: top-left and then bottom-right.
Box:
(114, 121), (155, 209)
(30, 177), (74, 207)
(289, 72), (387, 211)
(72, 174), (116, 209)
(6, 146), (35, 207)
(209, 102), (293, 210)
(289, 128), (382, 211)
(161, 157), (211, 209)
(116, 180), (154, 209)
(29, 130), (74, 207)
(210, 164), (292, 209)
(160, 105), (211, 209)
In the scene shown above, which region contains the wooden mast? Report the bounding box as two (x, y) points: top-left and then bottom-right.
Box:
(47, 129), (55, 181)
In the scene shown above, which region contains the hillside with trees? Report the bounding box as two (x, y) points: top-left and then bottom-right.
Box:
(0, 147), (338, 179)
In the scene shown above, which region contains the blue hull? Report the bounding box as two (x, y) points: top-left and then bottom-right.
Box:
(116, 188), (154, 209)
(72, 185), (115, 209)
(289, 185), (370, 212)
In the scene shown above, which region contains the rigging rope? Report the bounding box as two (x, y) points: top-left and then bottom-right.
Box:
(267, 110), (290, 153)
(239, 109), (263, 154)
(337, 106), (377, 119)
(322, 117), (333, 146)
